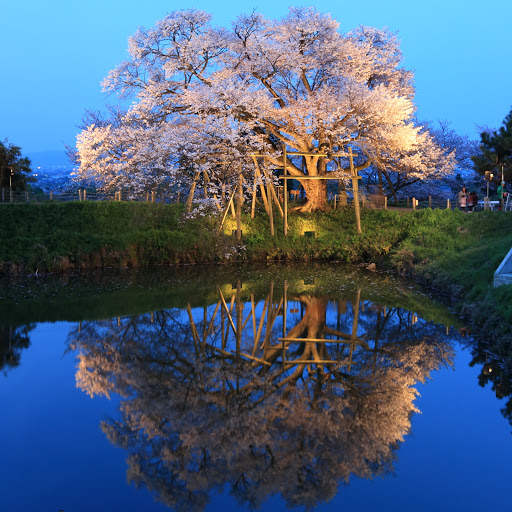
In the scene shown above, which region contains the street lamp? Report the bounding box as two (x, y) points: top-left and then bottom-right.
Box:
(7, 166), (14, 203)
(485, 170), (494, 206)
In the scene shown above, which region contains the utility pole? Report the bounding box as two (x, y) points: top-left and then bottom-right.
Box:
(500, 163), (505, 211)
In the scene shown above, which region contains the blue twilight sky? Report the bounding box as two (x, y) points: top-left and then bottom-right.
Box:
(1, 0), (511, 154)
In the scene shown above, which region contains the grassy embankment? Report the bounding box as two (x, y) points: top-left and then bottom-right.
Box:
(1, 201), (512, 363)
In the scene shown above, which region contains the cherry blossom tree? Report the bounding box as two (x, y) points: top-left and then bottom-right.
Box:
(76, 8), (454, 211)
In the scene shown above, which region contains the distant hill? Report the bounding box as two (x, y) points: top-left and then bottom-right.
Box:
(27, 150), (74, 169)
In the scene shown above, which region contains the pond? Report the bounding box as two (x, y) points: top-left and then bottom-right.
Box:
(0, 263), (511, 512)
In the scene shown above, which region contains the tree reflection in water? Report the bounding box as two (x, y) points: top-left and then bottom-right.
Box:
(0, 324), (34, 375)
(69, 281), (454, 511)
(470, 346), (512, 427)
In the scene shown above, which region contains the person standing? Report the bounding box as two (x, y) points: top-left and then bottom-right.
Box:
(497, 183), (506, 209)
(458, 186), (468, 212)
(467, 191), (474, 211)
(470, 191), (479, 211)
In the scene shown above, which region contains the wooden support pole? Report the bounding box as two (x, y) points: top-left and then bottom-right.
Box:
(429, 195), (432, 209)
(230, 194), (236, 218)
(349, 147), (362, 234)
(283, 281), (288, 340)
(283, 145), (288, 236)
(236, 280), (242, 366)
(384, 196), (387, 210)
(216, 285), (238, 337)
(151, 190), (156, 203)
(259, 179), (270, 213)
(251, 174), (257, 219)
(216, 189), (236, 235)
(267, 179), (274, 237)
(50, 191), (53, 201)
(260, 163), (283, 217)
(252, 156), (270, 215)
(236, 170), (243, 241)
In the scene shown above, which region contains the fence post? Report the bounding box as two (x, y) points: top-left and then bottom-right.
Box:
(50, 191), (53, 201)
(177, 192), (180, 203)
(83, 189), (87, 201)
(413, 197), (417, 210)
(151, 190), (156, 203)
(429, 195), (432, 209)
(145, 191), (149, 202)
(25, 191), (29, 202)
(407, 197), (410, 208)
(384, 196), (387, 210)
(334, 194), (337, 209)
(78, 189), (82, 201)
(447, 198), (451, 209)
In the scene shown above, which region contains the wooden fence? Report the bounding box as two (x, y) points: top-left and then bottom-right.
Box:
(0, 189), (183, 204)
(0, 187), (457, 211)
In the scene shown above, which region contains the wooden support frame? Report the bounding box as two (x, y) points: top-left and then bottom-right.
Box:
(216, 188), (237, 235)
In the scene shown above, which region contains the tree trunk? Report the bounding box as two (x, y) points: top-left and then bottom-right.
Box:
(296, 179), (329, 212)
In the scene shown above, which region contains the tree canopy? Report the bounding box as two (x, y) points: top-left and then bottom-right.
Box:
(0, 139), (34, 193)
(472, 107), (512, 183)
(76, 7), (454, 211)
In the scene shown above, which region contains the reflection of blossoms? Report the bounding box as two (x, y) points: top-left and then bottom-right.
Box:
(70, 292), (453, 511)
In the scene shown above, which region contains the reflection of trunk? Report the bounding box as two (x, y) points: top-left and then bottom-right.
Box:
(288, 296), (328, 340)
(263, 296), (328, 368)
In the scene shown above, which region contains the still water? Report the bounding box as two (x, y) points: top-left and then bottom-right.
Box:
(0, 263), (511, 512)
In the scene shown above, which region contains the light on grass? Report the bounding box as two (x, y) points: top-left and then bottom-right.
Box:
(223, 218), (250, 236)
(300, 219), (317, 236)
